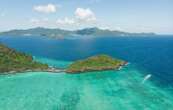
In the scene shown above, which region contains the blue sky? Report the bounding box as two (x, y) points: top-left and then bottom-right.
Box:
(0, 0), (173, 34)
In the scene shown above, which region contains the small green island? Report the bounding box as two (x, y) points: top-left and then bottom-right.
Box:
(0, 44), (57, 74)
(66, 55), (127, 73)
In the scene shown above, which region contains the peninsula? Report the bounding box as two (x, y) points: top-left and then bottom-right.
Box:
(66, 55), (127, 73)
(0, 44), (62, 74)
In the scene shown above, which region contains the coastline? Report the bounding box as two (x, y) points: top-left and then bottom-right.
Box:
(0, 62), (129, 75)
(0, 67), (65, 75)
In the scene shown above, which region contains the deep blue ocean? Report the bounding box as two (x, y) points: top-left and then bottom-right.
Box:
(0, 35), (173, 87)
(0, 35), (173, 110)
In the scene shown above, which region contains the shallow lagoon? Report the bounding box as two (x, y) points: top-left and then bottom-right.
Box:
(0, 59), (173, 110)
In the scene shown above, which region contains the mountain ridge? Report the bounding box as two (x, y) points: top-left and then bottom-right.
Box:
(0, 27), (156, 38)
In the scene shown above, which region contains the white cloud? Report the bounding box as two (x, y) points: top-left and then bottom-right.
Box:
(56, 17), (75, 25)
(55, 8), (97, 27)
(75, 8), (96, 22)
(30, 18), (40, 23)
(33, 4), (57, 13)
(31, 7), (97, 28)
(30, 18), (49, 24)
(42, 18), (49, 22)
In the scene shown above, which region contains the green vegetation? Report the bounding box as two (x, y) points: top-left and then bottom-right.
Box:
(66, 55), (127, 73)
(0, 44), (48, 73)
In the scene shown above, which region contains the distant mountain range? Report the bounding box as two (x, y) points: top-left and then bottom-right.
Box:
(0, 27), (156, 38)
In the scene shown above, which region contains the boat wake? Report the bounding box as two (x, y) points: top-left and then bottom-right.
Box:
(142, 74), (152, 84)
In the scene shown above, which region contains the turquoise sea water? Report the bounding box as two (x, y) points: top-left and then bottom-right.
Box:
(0, 36), (173, 110)
(0, 58), (173, 110)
